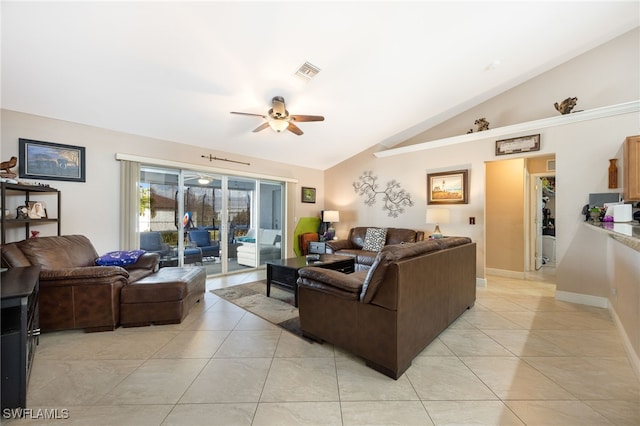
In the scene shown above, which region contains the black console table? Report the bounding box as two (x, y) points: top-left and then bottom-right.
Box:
(1, 266), (41, 411)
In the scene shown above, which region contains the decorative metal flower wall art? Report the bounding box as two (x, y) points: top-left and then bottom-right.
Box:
(353, 171), (414, 217)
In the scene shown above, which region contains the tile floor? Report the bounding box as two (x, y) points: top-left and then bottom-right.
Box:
(5, 269), (639, 425)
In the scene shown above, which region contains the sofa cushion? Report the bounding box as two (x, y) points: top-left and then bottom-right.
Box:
(17, 235), (99, 269)
(362, 227), (387, 252)
(360, 249), (393, 302)
(96, 250), (146, 267)
(1, 243), (31, 267)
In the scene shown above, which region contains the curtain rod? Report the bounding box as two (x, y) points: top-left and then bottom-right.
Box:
(201, 154), (250, 166)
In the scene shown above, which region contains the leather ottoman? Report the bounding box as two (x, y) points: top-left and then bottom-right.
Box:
(120, 266), (206, 327)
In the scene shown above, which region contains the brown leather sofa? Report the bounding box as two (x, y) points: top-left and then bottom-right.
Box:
(297, 237), (476, 379)
(325, 227), (425, 271)
(1, 235), (159, 332)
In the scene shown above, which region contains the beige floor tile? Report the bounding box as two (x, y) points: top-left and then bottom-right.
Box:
(260, 357), (339, 402)
(341, 401), (433, 425)
(423, 401), (525, 425)
(181, 305), (245, 331)
(336, 356), (419, 401)
(234, 311), (282, 331)
(98, 358), (208, 405)
(179, 358), (271, 403)
(532, 329), (628, 357)
(438, 329), (514, 356)
(151, 330), (230, 359)
(482, 329), (571, 357)
(406, 356), (497, 401)
(461, 356), (576, 400)
(36, 329), (179, 360)
(213, 329), (281, 358)
(475, 297), (531, 312)
(506, 400), (613, 425)
(252, 402), (342, 426)
(416, 337), (455, 357)
(456, 310), (524, 330)
(162, 403), (256, 426)
(274, 330), (335, 358)
(584, 399), (640, 426)
(26, 359), (143, 406)
(524, 356), (640, 400)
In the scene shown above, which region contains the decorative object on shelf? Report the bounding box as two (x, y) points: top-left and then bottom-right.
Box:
(30, 231), (40, 238)
(16, 205), (29, 219)
(353, 171), (414, 217)
(301, 187), (316, 203)
(0, 156), (17, 179)
(466, 117), (490, 133)
(608, 158), (618, 189)
(426, 208), (450, 239)
(495, 134), (540, 156)
(19, 138), (86, 182)
(554, 96), (578, 114)
(427, 169), (469, 204)
(27, 201), (47, 219)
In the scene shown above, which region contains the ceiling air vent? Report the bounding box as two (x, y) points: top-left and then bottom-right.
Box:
(295, 62), (320, 81)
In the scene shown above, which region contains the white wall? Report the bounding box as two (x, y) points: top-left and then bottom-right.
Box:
(1, 110), (325, 255)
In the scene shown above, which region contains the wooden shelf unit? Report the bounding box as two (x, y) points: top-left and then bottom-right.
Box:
(1, 182), (61, 244)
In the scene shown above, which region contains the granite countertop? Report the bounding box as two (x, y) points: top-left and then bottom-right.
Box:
(585, 220), (640, 252)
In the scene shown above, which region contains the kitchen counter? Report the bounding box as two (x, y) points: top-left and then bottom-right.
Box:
(585, 220), (640, 252)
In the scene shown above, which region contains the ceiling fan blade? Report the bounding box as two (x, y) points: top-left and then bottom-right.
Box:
(291, 114), (325, 122)
(230, 112), (267, 118)
(252, 122), (270, 133)
(287, 122), (304, 135)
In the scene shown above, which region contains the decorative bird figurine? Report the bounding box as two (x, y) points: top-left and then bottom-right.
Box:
(554, 97), (578, 115)
(467, 117), (490, 133)
(0, 156), (17, 178)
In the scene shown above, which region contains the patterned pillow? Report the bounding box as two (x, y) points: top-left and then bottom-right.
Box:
(96, 250), (146, 266)
(362, 227), (387, 252)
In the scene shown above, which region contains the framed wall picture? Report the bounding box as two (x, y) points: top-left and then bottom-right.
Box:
(301, 187), (316, 203)
(427, 169), (469, 204)
(495, 134), (540, 156)
(19, 138), (86, 182)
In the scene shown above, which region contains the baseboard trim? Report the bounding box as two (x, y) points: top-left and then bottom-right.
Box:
(609, 305), (640, 380)
(555, 290), (609, 308)
(476, 277), (487, 288)
(485, 268), (525, 279)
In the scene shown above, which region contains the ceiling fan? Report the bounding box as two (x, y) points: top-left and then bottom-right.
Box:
(231, 96), (324, 135)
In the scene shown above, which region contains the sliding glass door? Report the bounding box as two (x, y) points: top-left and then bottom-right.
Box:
(138, 166), (284, 276)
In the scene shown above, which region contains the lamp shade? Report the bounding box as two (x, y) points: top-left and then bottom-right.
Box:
(426, 208), (450, 225)
(323, 210), (340, 222)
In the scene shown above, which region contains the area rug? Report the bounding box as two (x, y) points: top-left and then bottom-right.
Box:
(211, 280), (304, 338)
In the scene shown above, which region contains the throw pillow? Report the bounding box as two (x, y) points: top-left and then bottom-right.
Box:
(362, 227), (387, 252)
(96, 250), (146, 267)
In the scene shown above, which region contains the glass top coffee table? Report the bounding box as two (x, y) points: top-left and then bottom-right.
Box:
(265, 254), (355, 307)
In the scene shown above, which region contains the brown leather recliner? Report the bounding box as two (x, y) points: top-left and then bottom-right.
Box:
(1, 235), (159, 332)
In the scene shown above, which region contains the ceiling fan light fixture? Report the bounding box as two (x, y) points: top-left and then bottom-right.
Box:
(198, 177), (211, 185)
(268, 119), (289, 133)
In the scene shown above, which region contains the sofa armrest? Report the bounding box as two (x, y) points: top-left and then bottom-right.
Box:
(297, 267), (364, 299)
(39, 266), (130, 283)
(125, 252), (160, 272)
(325, 240), (354, 254)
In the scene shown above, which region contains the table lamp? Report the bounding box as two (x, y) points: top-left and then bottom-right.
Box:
(426, 208), (450, 239)
(323, 210), (340, 240)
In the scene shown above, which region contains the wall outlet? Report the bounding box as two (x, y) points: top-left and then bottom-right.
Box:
(469, 217), (475, 225)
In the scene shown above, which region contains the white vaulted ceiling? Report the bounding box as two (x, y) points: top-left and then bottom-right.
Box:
(2, 1), (638, 169)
